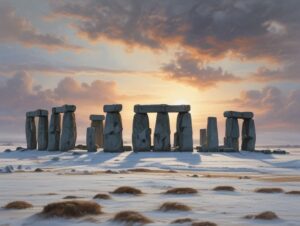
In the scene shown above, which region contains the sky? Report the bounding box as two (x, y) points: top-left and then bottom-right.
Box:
(0, 0), (299, 145)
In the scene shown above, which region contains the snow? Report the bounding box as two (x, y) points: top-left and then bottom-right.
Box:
(0, 144), (299, 225)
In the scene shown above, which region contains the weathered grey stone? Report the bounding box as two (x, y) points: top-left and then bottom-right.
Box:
(154, 112), (171, 152)
(200, 129), (207, 147)
(176, 112), (193, 152)
(224, 118), (240, 150)
(132, 113), (151, 152)
(103, 112), (123, 152)
(54, 105), (76, 113)
(242, 119), (256, 151)
(173, 132), (178, 147)
(90, 115), (105, 121)
(26, 109), (48, 117)
(25, 116), (36, 149)
(134, 104), (190, 113)
(206, 117), (219, 150)
(91, 119), (104, 148)
(38, 116), (48, 150)
(60, 112), (77, 151)
(224, 111), (253, 119)
(47, 112), (61, 151)
(103, 104), (122, 113)
(86, 127), (97, 152)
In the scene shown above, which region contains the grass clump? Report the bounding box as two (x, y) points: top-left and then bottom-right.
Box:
(112, 186), (143, 195)
(171, 218), (193, 223)
(93, 193), (111, 200)
(63, 196), (82, 199)
(255, 188), (284, 193)
(192, 222), (218, 226)
(213, 186), (235, 191)
(286, 190), (300, 195)
(159, 202), (191, 212)
(112, 211), (152, 224)
(245, 211), (279, 220)
(165, 187), (198, 195)
(4, 201), (33, 209)
(40, 200), (101, 218)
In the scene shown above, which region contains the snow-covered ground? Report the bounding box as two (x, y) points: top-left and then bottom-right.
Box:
(0, 144), (299, 226)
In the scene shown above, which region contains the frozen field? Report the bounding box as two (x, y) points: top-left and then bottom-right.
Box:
(0, 144), (299, 226)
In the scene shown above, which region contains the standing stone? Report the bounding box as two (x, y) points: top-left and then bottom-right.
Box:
(86, 127), (97, 152)
(200, 129), (207, 147)
(38, 116), (48, 150)
(132, 113), (151, 152)
(224, 118), (240, 150)
(176, 112), (193, 152)
(103, 112), (123, 152)
(154, 112), (171, 152)
(48, 111), (61, 151)
(173, 132), (179, 147)
(90, 115), (105, 148)
(242, 119), (256, 151)
(60, 112), (77, 151)
(25, 116), (36, 149)
(206, 117), (219, 151)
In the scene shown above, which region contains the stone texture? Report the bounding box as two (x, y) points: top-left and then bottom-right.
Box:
(154, 112), (171, 151)
(60, 112), (77, 151)
(26, 109), (48, 117)
(86, 127), (97, 152)
(90, 115), (105, 121)
(176, 112), (193, 152)
(38, 116), (48, 150)
(200, 129), (207, 147)
(103, 104), (122, 113)
(103, 112), (123, 152)
(173, 132), (178, 147)
(134, 104), (190, 113)
(25, 116), (36, 149)
(224, 111), (253, 119)
(242, 119), (256, 151)
(47, 112), (61, 151)
(132, 113), (151, 152)
(206, 117), (219, 150)
(54, 105), (76, 113)
(91, 119), (104, 148)
(224, 118), (240, 151)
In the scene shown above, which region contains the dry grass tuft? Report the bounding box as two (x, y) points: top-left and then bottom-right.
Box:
(127, 168), (177, 173)
(112, 211), (152, 224)
(112, 186), (143, 195)
(213, 186), (235, 192)
(93, 193), (111, 200)
(245, 211), (279, 220)
(255, 188), (284, 193)
(4, 201), (33, 209)
(286, 190), (300, 195)
(192, 222), (218, 226)
(171, 218), (193, 223)
(165, 187), (198, 195)
(159, 202), (191, 212)
(63, 196), (82, 199)
(40, 200), (101, 218)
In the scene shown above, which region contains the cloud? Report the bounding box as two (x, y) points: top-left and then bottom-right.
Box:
(0, 2), (81, 50)
(228, 86), (300, 131)
(51, 0), (300, 62)
(162, 52), (240, 89)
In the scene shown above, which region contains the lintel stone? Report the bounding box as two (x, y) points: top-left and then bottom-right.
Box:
(224, 111), (253, 119)
(103, 104), (122, 113)
(54, 105), (76, 113)
(90, 115), (105, 121)
(26, 109), (48, 117)
(134, 104), (190, 113)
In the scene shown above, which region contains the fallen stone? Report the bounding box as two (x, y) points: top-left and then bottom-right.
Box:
(272, 149), (288, 154)
(134, 104), (190, 113)
(224, 111), (254, 119)
(103, 104), (122, 113)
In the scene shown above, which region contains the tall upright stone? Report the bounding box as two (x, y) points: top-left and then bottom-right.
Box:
(242, 119), (256, 151)
(132, 113), (151, 152)
(25, 115), (36, 149)
(200, 129), (207, 147)
(59, 105), (77, 151)
(176, 112), (193, 152)
(37, 111), (48, 151)
(103, 104), (123, 152)
(48, 109), (61, 151)
(86, 127), (97, 152)
(224, 118), (240, 150)
(90, 115), (105, 148)
(206, 117), (219, 151)
(154, 112), (171, 152)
